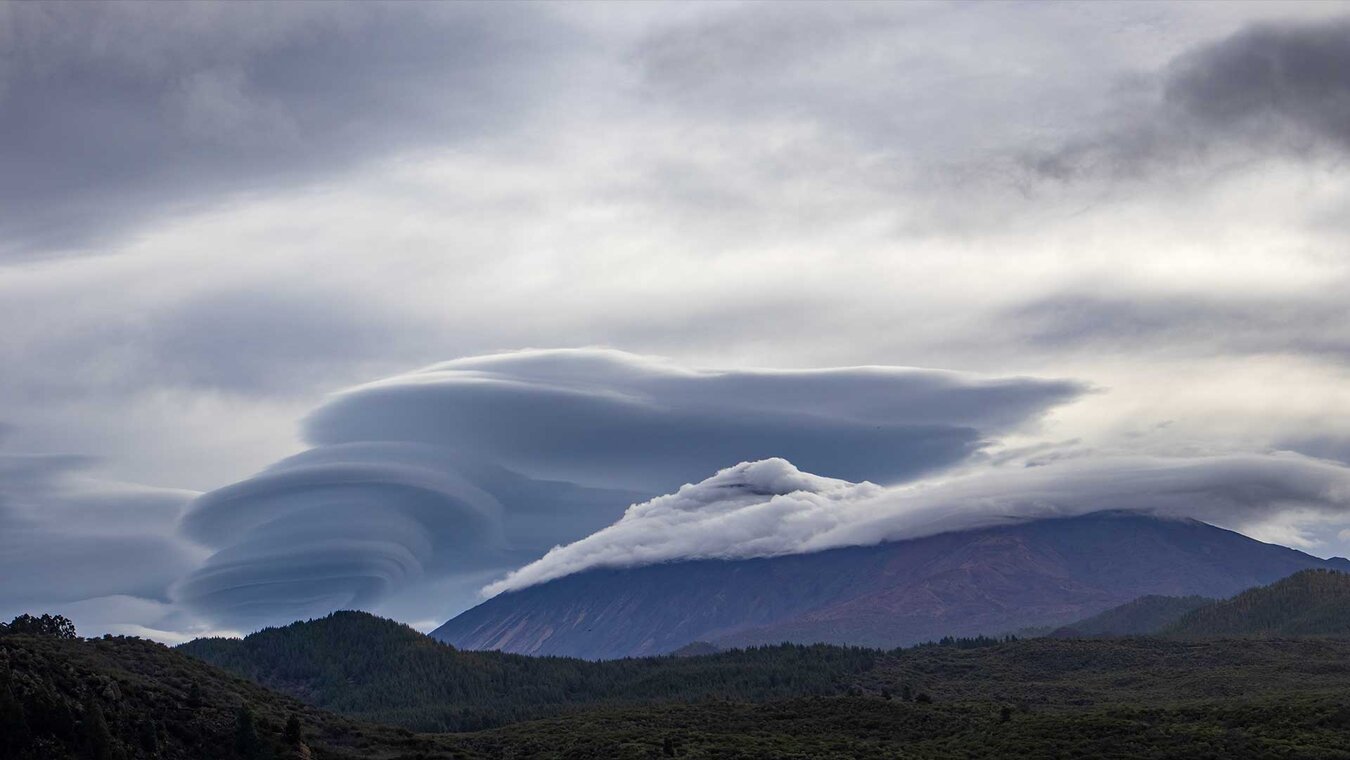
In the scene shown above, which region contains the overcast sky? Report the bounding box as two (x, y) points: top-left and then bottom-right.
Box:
(5, 1), (1350, 641)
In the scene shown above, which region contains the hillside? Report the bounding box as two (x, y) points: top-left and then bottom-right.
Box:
(15, 617), (1350, 758)
(1052, 595), (1215, 637)
(0, 630), (470, 760)
(435, 512), (1350, 658)
(1165, 568), (1350, 637)
(182, 609), (1350, 730)
(17, 632), (1350, 759)
(180, 611), (875, 732)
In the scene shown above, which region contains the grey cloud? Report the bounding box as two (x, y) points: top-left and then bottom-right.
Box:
(175, 349), (1082, 628)
(1025, 16), (1350, 181)
(173, 443), (504, 628)
(490, 451), (1350, 594)
(172, 441), (642, 629)
(0, 452), (200, 616)
(1005, 291), (1350, 363)
(0, 2), (574, 258)
(148, 286), (433, 395)
(307, 348), (1086, 493)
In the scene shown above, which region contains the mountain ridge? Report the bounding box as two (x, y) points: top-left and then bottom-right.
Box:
(435, 511), (1350, 658)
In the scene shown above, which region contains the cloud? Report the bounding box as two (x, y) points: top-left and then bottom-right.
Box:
(172, 442), (505, 628)
(0, 2), (575, 258)
(1005, 289), (1350, 364)
(307, 348), (1086, 492)
(0, 452), (201, 619)
(174, 349), (1082, 629)
(487, 451), (1350, 595)
(1024, 15), (1350, 181)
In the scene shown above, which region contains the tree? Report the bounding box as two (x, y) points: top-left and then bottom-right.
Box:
(82, 701), (121, 760)
(284, 713), (303, 745)
(234, 705), (271, 759)
(0, 674), (31, 756)
(2, 613), (77, 639)
(138, 719), (161, 756)
(187, 681), (205, 709)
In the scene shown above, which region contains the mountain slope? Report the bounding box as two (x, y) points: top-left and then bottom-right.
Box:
(435, 512), (1350, 658)
(1165, 568), (1350, 637)
(1051, 595), (1216, 637)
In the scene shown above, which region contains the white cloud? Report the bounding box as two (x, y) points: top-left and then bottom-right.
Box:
(486, 452), (1350, 595)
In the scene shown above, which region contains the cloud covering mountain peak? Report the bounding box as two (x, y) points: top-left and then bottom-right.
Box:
(484, 451), (1350, 596)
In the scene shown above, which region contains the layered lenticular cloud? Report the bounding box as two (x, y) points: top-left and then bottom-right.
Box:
(174, 348), (1084, 628)
(306, 348), (1086, 491)
(486, 452), (1350, 595)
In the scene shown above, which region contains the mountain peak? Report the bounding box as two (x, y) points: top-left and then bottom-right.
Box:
(437, 511), (1348, 658)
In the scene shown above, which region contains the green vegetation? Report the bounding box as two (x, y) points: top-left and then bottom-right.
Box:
(0, 612), (78, 639)
(181, 611), (877, 731)
(0, 630), (468, 759)
(453, 694), (1350, 759)
(1054, 595), (1216, 637)
(1165, 569), (1350, 637)
(12, 570), (1350, 758)
(10, 621), (1350, 758)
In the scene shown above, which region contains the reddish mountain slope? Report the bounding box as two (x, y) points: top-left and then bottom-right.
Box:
(433, 512), (1350, 659)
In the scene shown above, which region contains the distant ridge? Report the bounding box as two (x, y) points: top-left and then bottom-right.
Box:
(1051, 595), (1215, 637)
(435, 512), (1350, 658)
(1165, 569), (1350, 638)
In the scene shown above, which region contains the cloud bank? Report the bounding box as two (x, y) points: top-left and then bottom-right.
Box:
(1026, 15), (1350, 181)
(175, 349), (1082, 629)
(487, 452), (1350, 595)
(0, 2), (571, 257)
(0, 452), (205, 639)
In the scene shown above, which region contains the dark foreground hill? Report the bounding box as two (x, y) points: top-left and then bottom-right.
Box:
(435, 512), (1350, 658)
(0, 631), (464, 760)
(14, 621), (1350, 759)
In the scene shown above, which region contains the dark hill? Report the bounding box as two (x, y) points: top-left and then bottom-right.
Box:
(179, 611), (875, 732)
(434, 512), (1350, 658)
(1165, 568), (1350, 637)
(1051, 595), (1216, 637)
(0, 630), (470, 760)
(17, 626), (1350, 759)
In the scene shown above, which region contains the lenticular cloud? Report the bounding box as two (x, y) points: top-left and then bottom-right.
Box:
(485, 452), (1350, 596)
(174, 348), (1084, 629)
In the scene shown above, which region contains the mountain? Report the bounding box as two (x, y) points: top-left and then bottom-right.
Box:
(1051, 595), (1216, 637)
(434, 512), (1350, 658)
(1164, 568), (1350, 637)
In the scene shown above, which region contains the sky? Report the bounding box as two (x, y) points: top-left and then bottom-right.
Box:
(4, 1), (1350, 642)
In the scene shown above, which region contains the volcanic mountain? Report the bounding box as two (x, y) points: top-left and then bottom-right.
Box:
(433, 512), (1350, 659)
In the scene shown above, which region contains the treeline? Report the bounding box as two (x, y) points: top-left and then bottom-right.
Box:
(913, 634), (1019, 650)
(0, 613), (77, 639)
(181, 611), (881, 732)
(1165, 569), (1350, 637)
